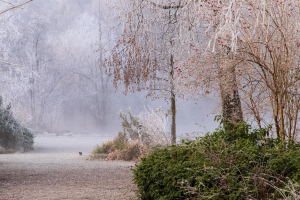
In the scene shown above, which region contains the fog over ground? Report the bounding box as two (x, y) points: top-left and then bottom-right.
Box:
(0, 0), (220, 139)
(1, 134), (111, 163)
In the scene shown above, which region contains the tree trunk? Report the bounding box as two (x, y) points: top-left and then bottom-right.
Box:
(279, 101), (285, 141)
(170, 54), (176, 145)
(218, 50), (243, 126)
(30, 88), (36, 128)
(97, 1), (109, 129)
(171, 91), (176, 145)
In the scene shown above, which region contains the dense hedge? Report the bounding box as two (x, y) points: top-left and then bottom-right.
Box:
(133, 122), (300, 199)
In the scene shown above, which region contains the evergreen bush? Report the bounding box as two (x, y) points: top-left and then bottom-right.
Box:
(22, 128), (35, 151)
(0, 97), (23, 150)
(0, 96), (35, 151)
(133, 120), (300, 199)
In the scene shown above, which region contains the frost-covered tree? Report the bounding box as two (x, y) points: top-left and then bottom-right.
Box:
(52, 10), (113, 129)
(0, 1), (30, 105)
(106, 0), (194, 145)
(21, 16), (50, 127)
(177, 0), (300, 142)
(8, 13), (63, 130)
(170, 0), (245, 126)
(218, 0), (300, 141)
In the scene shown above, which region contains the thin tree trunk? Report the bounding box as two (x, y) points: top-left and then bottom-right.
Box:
(171, 91), (176, 145)
(170, 54), (176, 145)
(279, 103), (285, 141)
(30, 88), (36, 127)
(97, 1), (108, 128)
(292, 107), (298, 140)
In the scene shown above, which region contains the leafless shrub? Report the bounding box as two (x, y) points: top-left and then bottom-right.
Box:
(138, 107), (172, 146)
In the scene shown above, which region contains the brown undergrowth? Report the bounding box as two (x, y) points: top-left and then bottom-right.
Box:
(92, 107), (172, 161)
(92, 132), (150, 161)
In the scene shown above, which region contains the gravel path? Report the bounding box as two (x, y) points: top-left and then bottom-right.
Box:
(0, 135), (137, 200)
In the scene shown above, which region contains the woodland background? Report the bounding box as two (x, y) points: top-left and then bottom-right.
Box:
(0, 0), (217, 137)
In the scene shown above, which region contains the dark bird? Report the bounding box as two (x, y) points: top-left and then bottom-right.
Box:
(79, 152), (82, 156)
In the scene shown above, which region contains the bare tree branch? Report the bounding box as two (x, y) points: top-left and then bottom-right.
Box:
(145, 0), (188, 10)
(0, 60), (23, 66)
(0, 0), (33, 15)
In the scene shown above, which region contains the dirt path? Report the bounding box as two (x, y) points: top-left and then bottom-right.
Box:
(0, 135), (137, 200)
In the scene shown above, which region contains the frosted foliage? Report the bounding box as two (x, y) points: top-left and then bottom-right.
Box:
(53, 13), (108, 75)
(119, 107), (171, 146)
(108, 0), (250, 98)
(54, 12), (109, 61)
(0, 1), (30, 105)
(0, 1), (21, 55)
(50, 13), (100, 101)
(107, 0), (193, 99)
(235, 0), (300, 138)
(111, 0), (299, 89)
(128, 0), (300, 135)
(178, 0), (300, 137)
(56, 14), (98, 61)
(54, 1), (113, 130)
(112, 0), (300, 136)
(138, 107), (171, 146)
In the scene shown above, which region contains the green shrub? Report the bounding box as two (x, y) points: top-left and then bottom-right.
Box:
(22, 128), (35, 151)
(0, 97), (23, 150)
(133, 121), (300, 200)
(0, 96), (35, 152)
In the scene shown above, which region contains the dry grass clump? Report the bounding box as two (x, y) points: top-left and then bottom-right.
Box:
(92, 107), (172, 161)
(106, 140), (147, 161)
(92, 132), (149, 161)
(93, 140), (114, 154)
